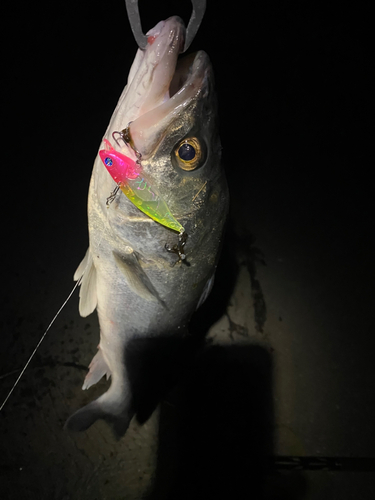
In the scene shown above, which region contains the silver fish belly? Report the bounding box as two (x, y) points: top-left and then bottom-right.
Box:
(65, 16), (229, 435)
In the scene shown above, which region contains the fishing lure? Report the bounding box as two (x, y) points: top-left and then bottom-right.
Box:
(99, 139), (184, 234)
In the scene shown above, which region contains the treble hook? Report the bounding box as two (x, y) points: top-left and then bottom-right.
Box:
(165, 230), (190, 266)
(124, 0), (206, 52)
(112, 124), (142, 164)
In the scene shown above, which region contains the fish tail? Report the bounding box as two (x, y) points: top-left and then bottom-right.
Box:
(64, 388), (133, 436)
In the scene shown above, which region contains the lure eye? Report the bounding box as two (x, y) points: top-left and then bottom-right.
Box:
(174, 137), (202, 171)
(105, 157), (113, 166)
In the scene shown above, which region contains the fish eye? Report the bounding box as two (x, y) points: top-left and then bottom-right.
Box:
(174, 137), (202, 171)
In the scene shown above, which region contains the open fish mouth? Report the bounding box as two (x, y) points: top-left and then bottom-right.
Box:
(110, 16), (211, 161)
(99, 16), (214, 234)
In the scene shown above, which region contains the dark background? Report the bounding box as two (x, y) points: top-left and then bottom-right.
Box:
(1, 0), (374, 498)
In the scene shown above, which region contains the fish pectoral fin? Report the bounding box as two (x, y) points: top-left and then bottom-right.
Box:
(82, 348), (111, 390)
(113, 250), (165, 306)
(196, 273), (215, 310)
(76, 249), (98, 317)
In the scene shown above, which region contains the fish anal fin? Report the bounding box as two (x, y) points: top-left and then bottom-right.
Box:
(82, 348), (111, 390)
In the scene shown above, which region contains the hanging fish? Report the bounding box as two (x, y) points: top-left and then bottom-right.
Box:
(65, 15), (229, 435)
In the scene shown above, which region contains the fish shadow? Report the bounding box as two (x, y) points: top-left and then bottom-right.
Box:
(125, 334), (203, 425)
(142, 344), (307, 500)
(143, 344), (270, 499)
(127, 341), (275, 498)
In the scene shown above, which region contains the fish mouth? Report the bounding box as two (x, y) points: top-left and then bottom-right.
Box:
(124, 16), (211, 159)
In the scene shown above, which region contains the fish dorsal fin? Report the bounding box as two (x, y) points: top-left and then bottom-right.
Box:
(75, 249), (98, 317)
(113, 250), (165, 307)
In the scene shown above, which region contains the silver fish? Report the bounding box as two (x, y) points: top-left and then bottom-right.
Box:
(65, 16), (229, 434)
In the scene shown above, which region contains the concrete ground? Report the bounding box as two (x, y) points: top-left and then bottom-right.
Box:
(1, 1), (374, 499)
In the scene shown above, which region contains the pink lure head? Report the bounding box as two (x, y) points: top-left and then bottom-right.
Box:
(99, 139), (140, 183)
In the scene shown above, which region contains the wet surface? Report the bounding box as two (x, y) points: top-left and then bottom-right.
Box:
(1, 1), (374, 498)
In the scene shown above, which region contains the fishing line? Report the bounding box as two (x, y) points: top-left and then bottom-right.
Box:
(0, 148), (125, 411)
(0, 276), (83, 412)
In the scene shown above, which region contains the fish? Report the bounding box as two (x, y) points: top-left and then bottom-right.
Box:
(65, 16), (229, 435)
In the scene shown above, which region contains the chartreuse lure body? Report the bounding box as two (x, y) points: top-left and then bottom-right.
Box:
(99, 139), (184, 233)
